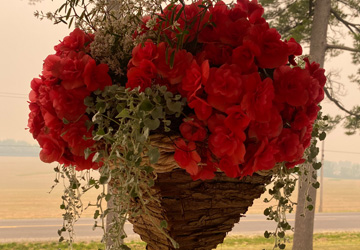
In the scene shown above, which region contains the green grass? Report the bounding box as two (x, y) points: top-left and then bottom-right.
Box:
(0, 241), (146, 250)
(1, 232), (360, 250)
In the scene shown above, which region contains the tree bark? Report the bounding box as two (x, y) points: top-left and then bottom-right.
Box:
(292, 0), (330, 249)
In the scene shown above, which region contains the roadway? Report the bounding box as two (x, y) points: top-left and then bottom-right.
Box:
(0, 212), (359, 242)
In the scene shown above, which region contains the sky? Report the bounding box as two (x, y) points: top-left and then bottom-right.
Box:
(0, 0), (359, 164)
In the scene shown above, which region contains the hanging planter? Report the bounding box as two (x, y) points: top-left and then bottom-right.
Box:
(27, 0), (326, 249)
(131, 169), (271, 250)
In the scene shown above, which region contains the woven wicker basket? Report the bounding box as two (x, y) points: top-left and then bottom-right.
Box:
(129, 135), (272, 250)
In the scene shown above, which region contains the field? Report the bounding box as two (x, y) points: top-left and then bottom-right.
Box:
(1, 232), (360, 250)
(1, 156), (360, 219)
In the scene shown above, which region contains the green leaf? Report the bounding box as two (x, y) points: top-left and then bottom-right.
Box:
(105, 194), (112, 202)
(160, 220), (168, 229)
(175, 5), (185, 21)
(148, 179), (155, 187)
(99, 175), (110, 185)
(94, 210), (100, 219)
(264, 208), (271, 216)
(312, 162), (322, 170)
(130, 190), (138, 198)
(144, 118), (160, 130)
(169, 50), (175, 69)
(119, 245), (131, 250)
(167, 100), (182, 113)
(139, 99), (154, 111)
(97, 128), (105, 135)
(89, 178), (96, 186)
(264, 230), (270, 238)
(312, 181), (320, 189)
(71, 180), (80, 189)
(84, 96), (94, 107)
(164, 91), (173, 100)
(319, 131), (326, 140)
(116, 103), (125, 113)
(62, 118), (70, 124)
(143, 165), (154, 174)
(148, 147), (160, 164)
(307, 204), (314, 211)
(151, 106), (164, 119)
(66, 7), (72, 20)
(84, 148), (92, 160)
(279, 243), (286, 249)
(278, 231), (285, 238)
(306, 195), (313, 202)
(116, 109), (131, 118)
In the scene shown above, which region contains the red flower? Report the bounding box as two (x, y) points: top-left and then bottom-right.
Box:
(154, 43), (193, 85)
(286, 38), (303, 66)
(305, 58), (326, 87)
(256, 28), (289, 69)
(188, 97), (213, 121)
(130, 40), (158, 67)
(59, 52), (91, 90)
(219, 157), (241, 178)
(204, 1), (251, 46)
(236, 0), (265, 24)
(37, 133), (65, 163)
(43, 54), (62, 78)
(231, 42), (259, 73)
(207, 113), (226, 133)
(241, 74), (275, 122)
(190, 158), (217, 181)
(242, 138), (278, 176)
(180, 59), (209, 98)
(27, 103), (44, 139)
(61, 116), (94, 156)
(83, 59), (112, 91)
(42, 108), (63, 134)
(37, 84), (55, 113)
(198, 1), (229, 44)
(205, 64), (244, 111)
(126, 65), (154, 92)
(73, 154), (103, 171)
(275, 128), (305, 163)
(273, 65), (310, 107)
(286, 38), (302, 56)
(197, 44), (233, 66)
(179, 116), (207, 141)
(291, 110), (310, 131)
(224, 105), (250, 140)
(55, 28), (93, 55)
(248, 107), (283, 140)
(299, 123), (313, 149)
(306, 103), (321, 122)
(174, 139), (201, 175)
(50, 85), (89, 122)
(208, 126), (246, 164)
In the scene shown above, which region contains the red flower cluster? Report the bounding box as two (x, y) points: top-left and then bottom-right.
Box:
(27, 28), (112, 170)
(129, 0), (326, 180)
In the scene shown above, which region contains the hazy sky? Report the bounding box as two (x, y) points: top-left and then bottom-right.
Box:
(0, 0), (359, 164)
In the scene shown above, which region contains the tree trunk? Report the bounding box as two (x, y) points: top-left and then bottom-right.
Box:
(292, 0), (330, 249)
